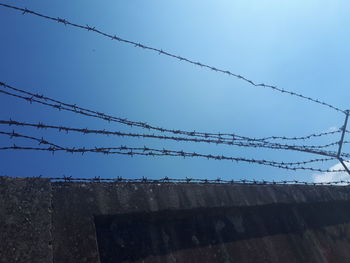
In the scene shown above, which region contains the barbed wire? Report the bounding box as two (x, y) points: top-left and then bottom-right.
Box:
(0, 85), (346, 158)
(9, 175), (350, 186)
(0, 83), (342, 143)
(254, 130), (342, 141)
(0, 130), (64, 150)
(0, 129), (344, 172)
(1, 4), (349, 178)
(1, 175), (349, 186)
(0, 129), (336, 167)
(0, 119), (344, 160)
(0, 3), (345, 114)
(0, 119), (342, 146)
(0, 145), (342, 172)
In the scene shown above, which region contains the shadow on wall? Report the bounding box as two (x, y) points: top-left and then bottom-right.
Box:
(95, 200), (350, 263)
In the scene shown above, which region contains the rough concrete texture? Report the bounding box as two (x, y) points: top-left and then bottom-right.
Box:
(2, 177), (350, 263)
(0, 177), (52, 263)
(52, 182), (350, 263)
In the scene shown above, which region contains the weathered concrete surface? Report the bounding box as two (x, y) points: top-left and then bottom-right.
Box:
(2, 177), (350, 263)
(0, 177), (52, 263)
(52, 182), (350, 263)
(94, 201), (350, 263)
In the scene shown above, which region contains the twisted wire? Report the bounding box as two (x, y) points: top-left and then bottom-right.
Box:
(0, 129), (341, 172)
(257, 130), (341, 141)
(0, 130), (63, 149)
(0, 3), (345, 114)
(1, 175), (349, 186)
(0, 83), (342, 143)
(0, 146), (341, 172)
(47, 176), (350, 186)
(0, 119), (343, 158)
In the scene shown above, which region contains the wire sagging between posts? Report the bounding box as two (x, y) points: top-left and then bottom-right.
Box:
(0, 82), (343, 144)
(1, 82), (350, 174)
(0, 3), (346, 114)
(0, 129), (346, 173)
(0, 119), (345, 155)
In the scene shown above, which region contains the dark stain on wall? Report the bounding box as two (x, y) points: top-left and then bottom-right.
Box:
(95, 201), (350, 263)
(51, 182), (350, 263)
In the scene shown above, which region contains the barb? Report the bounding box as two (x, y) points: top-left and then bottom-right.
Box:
(0, 3), (345, 114)
(0, 129), (342, 172)
(0, 83), (342, 143)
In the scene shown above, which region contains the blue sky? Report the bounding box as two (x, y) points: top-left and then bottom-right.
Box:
(1, 0), (350, 182)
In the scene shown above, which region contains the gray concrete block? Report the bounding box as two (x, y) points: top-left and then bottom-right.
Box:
(0, 177), (52, 263)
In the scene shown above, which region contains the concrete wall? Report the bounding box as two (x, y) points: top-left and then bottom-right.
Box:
(52, 182), (350, 263)
(0, 177), (52, 263)
(2, 177), (350, 263)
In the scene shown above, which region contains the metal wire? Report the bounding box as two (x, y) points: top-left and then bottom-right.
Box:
(0, 3), (345, 114)
(0, 119), (344, 159)
(0, 129), (343, 173)
(0, 119), (341, 146)
(0, 130), (64, 150)
(0, 83), (342, 143)
(0, 4), (349, 181)
(13, 175), (350, 186)
(0, 145), (342, 172)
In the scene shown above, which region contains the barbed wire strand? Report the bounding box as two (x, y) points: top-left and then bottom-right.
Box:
(0, 120), (344, 158)
(0, 86), (345, 158)
(0, 83), (342, 143)
(0, 129), (344, 173)
(0, 145), (343, 173)
(1, 175), (349, 186)
(0, 130), (64, 150)
(48, 176), (350, 186)
(0, 3), (346, 114)
(0, 129), (336, 166)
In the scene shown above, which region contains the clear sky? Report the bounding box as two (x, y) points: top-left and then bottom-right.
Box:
(1, 0), (350, 182)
